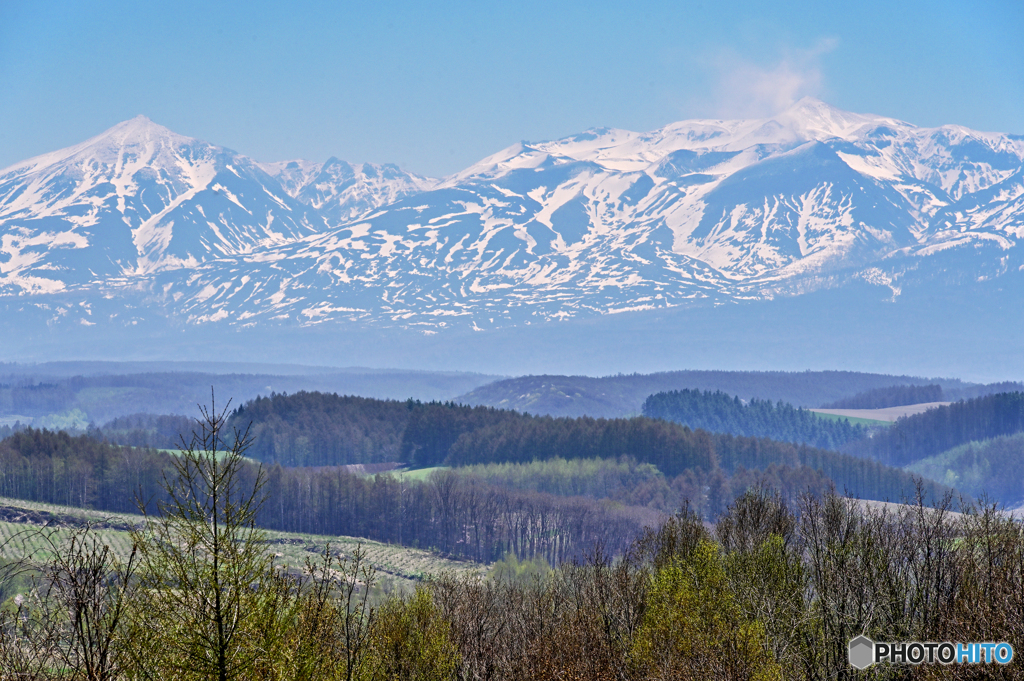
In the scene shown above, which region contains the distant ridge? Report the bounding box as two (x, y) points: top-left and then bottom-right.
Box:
(456, 371), (1019, 418)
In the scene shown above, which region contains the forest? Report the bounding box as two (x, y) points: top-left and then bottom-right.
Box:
(12, 386), (1024, 527)
(24, 386), (1019, 514)
(845, 391), (1024, 467)
(0, 411), (943, 564)
(821, 383), (944, 409)
(223, 392), (944, 503)
(0, 428), (645, 564)
(642, 388), (865, 449)
(3, 438), (1020, 680)
(3, 374), (1024, 679)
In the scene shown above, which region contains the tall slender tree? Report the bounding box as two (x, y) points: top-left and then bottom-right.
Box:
(128, 393), (284, 681)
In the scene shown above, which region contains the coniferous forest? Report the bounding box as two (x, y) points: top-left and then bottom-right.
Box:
(821, 384), (945, 410)
(845, 391), (1024, 467)
(642, 388), (866, 449)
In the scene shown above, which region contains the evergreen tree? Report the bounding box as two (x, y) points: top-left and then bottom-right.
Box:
(128, 395), (288, 681)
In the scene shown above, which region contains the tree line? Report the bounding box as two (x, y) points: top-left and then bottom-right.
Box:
(821, 383), (944, 409)
(451, 456), (845, 516)
(0, 428), (650, 563)
(0, 429), (175, 515)
(0, 423), (951, 564)
(4, 443), (1022, 681)
(845, 391), (1024, 466)
(642, 388), (865, 449)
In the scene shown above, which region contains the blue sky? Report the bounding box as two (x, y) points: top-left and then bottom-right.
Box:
(1, 0), (1021, 177)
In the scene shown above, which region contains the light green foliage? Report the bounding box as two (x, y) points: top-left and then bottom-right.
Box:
(632, 539), (783, 680)
(33, 409), (91, 431)
(361, 587), (458, 681)
(128, 399), (290, 681)
(724, 535), (809, 673)
(488, 552), (551, 585)
(907, 432), (1024, 503)
(455, 456), (669, 503)
(386, 466), (449, 483)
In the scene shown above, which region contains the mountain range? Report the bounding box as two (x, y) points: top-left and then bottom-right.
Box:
(2, 99), (1023, 376)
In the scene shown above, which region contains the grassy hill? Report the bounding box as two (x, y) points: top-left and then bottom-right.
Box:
(0, 496), (481, 589)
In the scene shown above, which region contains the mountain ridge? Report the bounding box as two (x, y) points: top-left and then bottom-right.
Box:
(2, 99), (1023, 362)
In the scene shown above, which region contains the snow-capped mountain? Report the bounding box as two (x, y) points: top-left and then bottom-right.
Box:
(0, 116), (332, 295)
(260, 158), (434, 226)
(3, 99), (1023, 334)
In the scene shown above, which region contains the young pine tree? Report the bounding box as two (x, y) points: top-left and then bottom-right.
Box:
(127, 394), (288, 681)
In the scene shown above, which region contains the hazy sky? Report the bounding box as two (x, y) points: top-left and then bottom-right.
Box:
(1, 0), (1021, 177)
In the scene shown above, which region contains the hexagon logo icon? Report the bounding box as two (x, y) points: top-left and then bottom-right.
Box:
(849, 635), (875, 670)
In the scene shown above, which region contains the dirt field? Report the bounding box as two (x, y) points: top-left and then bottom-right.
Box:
(810, 401), (951, 423)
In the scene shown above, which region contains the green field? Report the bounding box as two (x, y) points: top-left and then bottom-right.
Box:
(0, 496), (480, 589)
(157, 448), (260, 465)
(386, 466), (449, 482)
(811, 411), (892, 427)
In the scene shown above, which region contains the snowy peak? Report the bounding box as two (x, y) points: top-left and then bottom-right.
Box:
(0, 117), (324, 291)
(260, 157), (434, 224)
(82, 114), (191, 151)
(3, 101), (1024, 333)
(447, 100), (907, 182)
(0, 116), (206, 178)
(771, 97), (895, 141)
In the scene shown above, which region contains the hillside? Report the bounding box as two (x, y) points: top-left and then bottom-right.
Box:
(642, 389), (865, 449)
(456, 370), (1007, 417)
(0, 496), (479, 589)
(905, 434), (1024, 506)
(905, 430), (1024, 503)
(0, 364), (498, 426)
(845, 392), (1024, 467)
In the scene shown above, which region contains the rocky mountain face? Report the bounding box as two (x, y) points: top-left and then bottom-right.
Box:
(2, 99), (1023, 338)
